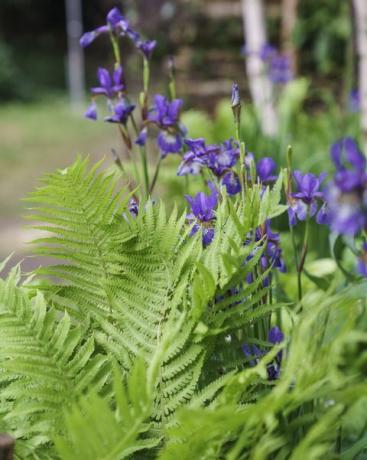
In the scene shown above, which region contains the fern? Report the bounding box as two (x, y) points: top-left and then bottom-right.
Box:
(0, 265), (108, 456)
(25, 158), (284, 430)
(159, 284), (367, 459)
(54, 360), (159, 460)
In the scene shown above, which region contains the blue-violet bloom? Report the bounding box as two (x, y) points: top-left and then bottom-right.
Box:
(288, 171), (327, 226)
(256, 157), (277, 184)
(84, 101), (97, 120)
(105, 98), (135, 125)
(185, 182), (218, 247)
(242, 326), (284, 380)
(91, 66), (125, 98)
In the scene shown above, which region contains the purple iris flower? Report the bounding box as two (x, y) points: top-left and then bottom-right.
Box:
(149, 95), (184, 156)
(185, 182), (218, 247)
(260, 221), (286, 273)
(331, 137), (366, 171)
(135, 127), (148, 146)
(245, 220), (286, 285)
(136, 39), (157, 60)
(288, 171), (327, 226)
(91, 66), (125, 99)
(242, 326), (284, 380)
(256, 157), (277, 184)
(221, 171), (241, 196)
(207, 139), (239, 177)
(128, 198), (139, 218)
(157, 132), (183, 157)
(327, 138), (367, 236)
(149, 94), (182, 127)
(331, 138), (366, 192)
(177, 138), (209, 176)
(105, 98), (135, 125)
(80, 7), (129, 48)
(84, 101), (97, 121)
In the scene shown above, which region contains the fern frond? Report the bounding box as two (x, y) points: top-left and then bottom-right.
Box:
(0, 270), (109, 452)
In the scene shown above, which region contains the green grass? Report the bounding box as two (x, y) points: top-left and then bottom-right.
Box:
(0, 97), (119, 217)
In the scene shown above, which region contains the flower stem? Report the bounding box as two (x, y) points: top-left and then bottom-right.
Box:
(296, 215), (310, 303)
(149, 156), (162, 195)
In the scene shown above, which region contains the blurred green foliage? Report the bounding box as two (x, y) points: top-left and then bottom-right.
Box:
(295, 0), (352, 77)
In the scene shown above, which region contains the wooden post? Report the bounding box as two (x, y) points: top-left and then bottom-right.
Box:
(0, 434), (15, 460)
(241, 0), (279, 137)
(353, 0), (367, 152)
(281, 0), (298, 74)
(65, 0), (85, 109)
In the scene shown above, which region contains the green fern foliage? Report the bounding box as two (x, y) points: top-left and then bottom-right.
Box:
(3, 158), (366, 459)
(54, 360), (158, 460)
(25, 158), (284, 430)
(0, 265), (109, 457)
(159, 284), (367, 460)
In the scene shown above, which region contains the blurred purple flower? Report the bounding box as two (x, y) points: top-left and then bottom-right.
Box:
(269, 54), (293, 84)
(135, 127), (148, 146)
(256, 157), (277, 184)
(91, 66), (125, 98)
(105, 98), (135, 124)
(259, 43), (277, 61)
(84, 101), (97, 120)
(221, 170), (241, 196)
(136, 39), (157, 59)
(327, 138), (367, 236)
(80, 7), (129, 48)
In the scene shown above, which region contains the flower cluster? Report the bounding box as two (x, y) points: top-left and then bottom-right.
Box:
(80, 7), (156, 60)
(81, 6), (186, 175)
(178, 137), (242, 195)
(242, 326), (284, 380)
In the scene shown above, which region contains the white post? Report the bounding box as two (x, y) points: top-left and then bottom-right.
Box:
(241, 0), (278, 137)
(353, 0), (367, 153)
(65, 0), (85, 109)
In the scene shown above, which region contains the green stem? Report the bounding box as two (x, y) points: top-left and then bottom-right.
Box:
(143, 57), (150, 93)
(297, 215), (310, 303)
(139, 145), (150, 198)
(149, 156), (162, 195)
(109, 33), (121, 66)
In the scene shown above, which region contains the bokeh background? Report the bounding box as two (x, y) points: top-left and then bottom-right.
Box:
(0, 0), (358, 269)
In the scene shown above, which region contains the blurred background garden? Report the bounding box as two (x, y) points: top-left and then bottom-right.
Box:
(0, 0), (362, 270)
